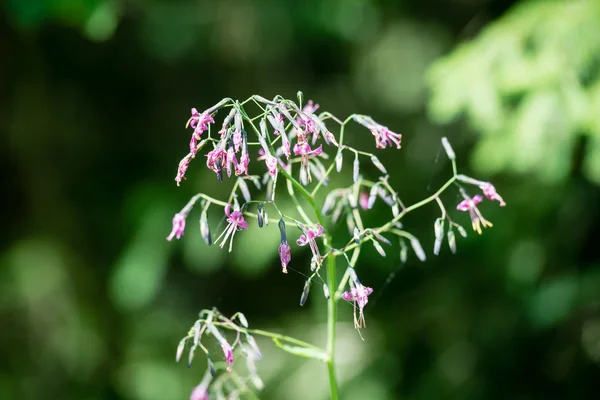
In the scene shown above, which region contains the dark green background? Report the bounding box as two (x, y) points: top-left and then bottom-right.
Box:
(2, 0), (599, 399)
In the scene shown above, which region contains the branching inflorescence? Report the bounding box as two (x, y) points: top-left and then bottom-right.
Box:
(167, 93), (505, 399)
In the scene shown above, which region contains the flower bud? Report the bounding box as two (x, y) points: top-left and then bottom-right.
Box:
(456, 224), (468, 238)
(410, 237), (426, 261)
(353, 226), (360, 244)
(176, 338), (187, 362)
(238, 178), (251, 203)
(300, 280), (311, 306)
(447, 229), (456, 254)
(441, 137), (455, 160)
(336, 151), (343, 172)
(346, 213), (356, 236)
(207, 354), (216, 376)
(353, 154), (360, 183)
(399, 239), (408, 263)
(322, 283), (330, 299)
(368, 185), (378, 209)
(200, 210), (212, 246)
(237, 313), (249, 328)
(322, 192), (337, 215)
(372, 240), (386, 257)
(257, 203), (265, 228)
(370, 155), (387, 174)
(347, 192), (357, 209)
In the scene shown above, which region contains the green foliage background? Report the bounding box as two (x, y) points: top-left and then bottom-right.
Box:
(1, 0), (599, 399)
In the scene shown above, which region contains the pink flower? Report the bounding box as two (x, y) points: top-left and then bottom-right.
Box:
(456, 194), (493, 234)
(302, 100), (320, 115)
(293, 143), (322, 184)
(205, 148), (227, 181)
(278, 242), (291, 274)
(479, 183), (506, 206)
(167, 213), (186, 241)
(232, 129), (242, 152)
(225, 147), (238, 177)
(215, 204), (248, 251)
(265, 154), (278, 179)
(293, 143), (323, 157)
(220, 341), (234, 372)
(175, 155), (191, 186)
(190, 383), (208, 400)
(297, 224), (323, 261)
(188, 108), (215, 138)
(342, 284), (373, 328)
(236, 152), (249, 176)
(353, 115), (402, 150)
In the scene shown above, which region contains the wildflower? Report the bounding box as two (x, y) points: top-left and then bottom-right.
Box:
(215, 204), (248, 252)
(167, 212), (186, 241)
(353, 115), (402, 149)
(265, 154), (278, 179)
(188, 108), (215, 138)
(235, 130), (249, 176)
(205, 147), (227, 181)
(190, 383), (209, 400)
(479, 182), (506, 206)
(293, 142), (322, 184)
(175, 155), (191, 186)
(267, 113), (292, 159)
(456, 194), (493, 234)
(278, 219), (291, 273)
(342, 282), (373, 328)
(296, 224), (323, 261)
(220, 341), (234, 372)
(303, 100), (320, 115)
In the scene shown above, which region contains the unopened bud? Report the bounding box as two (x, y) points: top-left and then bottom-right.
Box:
(353, 226), (360, 244)
(335, 151), (343, 172)
(200, 210), (212, 246)
(434, 218), (445, 240)
(347, 192), (357, 208)
(368, 185), (378, 209)
(331, 202), (344, 223)
(372, 231), (391, 246)
(300, 280), (311, 306)
(297, 91), (304, 104)
(447, 229), (456, 254)
(237, 312), (249, 328)
(188, 344), (196, 368)
(392, 202), (400, 218)
(400, 239), (408, 263)
(257, 203), (265, 228)
(193, 321), (201, 344)
(259, 118), (267, 137)
(322, 192), (337, 215)
(238, 179), (251, 203)
(346, 214), (356, 236)
(372, 240), (386, 257)
(456, 224), (468, 238)
(278, 219), (287, 243)
(353, 155), (360, 183)
(207, 354), (216, 376)
(347, 266), (358, 283)
(245, 334), (262, 359)
(441, 137), (455, 160)
(410, 237), (426, 262)
(370, 155), (387, 174)
(322, 283), (330, 299)
(176, 338), (187, 362)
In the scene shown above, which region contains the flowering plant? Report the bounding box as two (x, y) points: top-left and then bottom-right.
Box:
(167, 93), (505, 399)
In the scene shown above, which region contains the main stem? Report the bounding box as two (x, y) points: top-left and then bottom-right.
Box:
(326, 248), (338, 400)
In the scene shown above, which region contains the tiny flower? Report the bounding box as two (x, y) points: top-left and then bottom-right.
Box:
(456, 194), (493, 234)
(265, 154), (278, 179)
(215, 204), (248, 252)
(278, 242), (291, 274)
(167, 212), (186, 241)
(175, 155), (191, 186)
(293, 142), (322, 184)
(220, 341), (234, 372)
(353, 115), (402, 149)
(479, 182), (506, 206)
(302, 100), (320, 115)
(188, 108), (215, 139)
(296, 224), (323, 263)
(342, 283), (373, 328)
(205, 148), (227, 180)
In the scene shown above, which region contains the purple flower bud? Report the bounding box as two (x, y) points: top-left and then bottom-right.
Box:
(167, 213), (186, 241)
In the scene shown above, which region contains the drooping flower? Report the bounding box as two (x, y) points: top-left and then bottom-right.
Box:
(167, 213), (186, 241)
(175, 155), (191, 186)
(456, 194), (493, 234)
(278, 219), (291, 273)
(297, 224), (323, 263)
(479, 182), (506, 206)
(235, 130), (250, 176)
(220, 341), (234, 372)
(293, 142), (322, 184)
(215, 204), (248, 252)
(342, 283), (374, 328)
(303, 100), (320, 115)
(205, 147), (227, 181)
(353, 115), (402, 149)
(188, 108), (215, 138)
(265, 154), (278, 179)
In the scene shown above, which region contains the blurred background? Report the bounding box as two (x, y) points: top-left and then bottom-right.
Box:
(2, 0), (600, 399)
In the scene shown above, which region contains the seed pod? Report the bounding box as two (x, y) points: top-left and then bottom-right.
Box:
(200, 209), (212, 246)
(370, 155), (387, 175)
(399, 239), (408, 263)
(322, 283), (330, 299)
(238, 178), (251, 202)
(353, 154), (360, 183)
(372, 240), (386, 257)
(300, 280), (311, 306)
(335, 151), (343, 172)
(410, 237), (426, 262)
(447, 229), (456, 254)
(441, 137), (455, 160)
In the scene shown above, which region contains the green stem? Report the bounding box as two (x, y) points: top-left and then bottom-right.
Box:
(326, 248), (339, 400)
